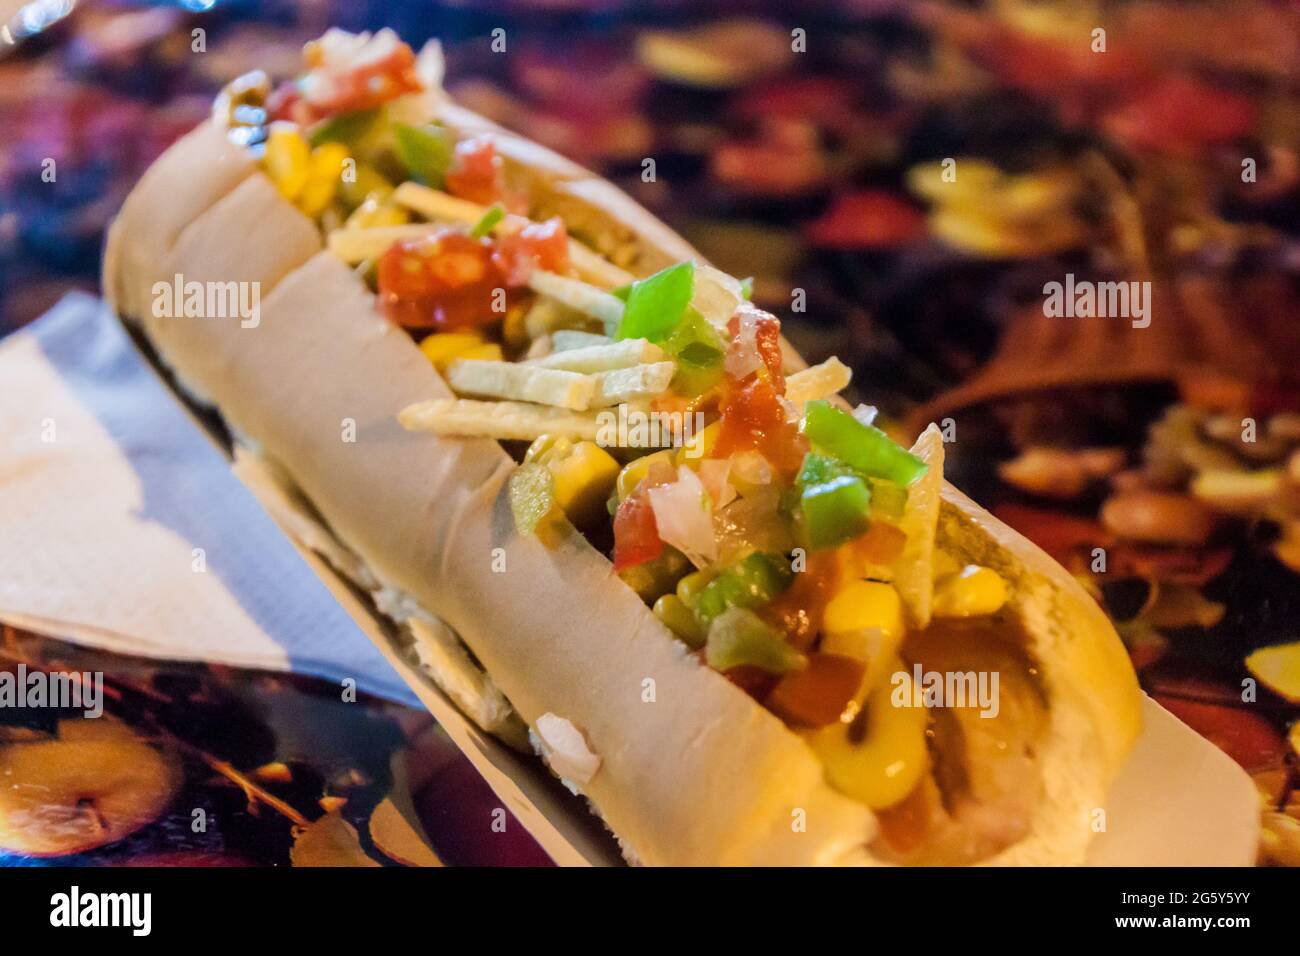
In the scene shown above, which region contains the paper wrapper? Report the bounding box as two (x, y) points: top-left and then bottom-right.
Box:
(0, 294), (415, 704)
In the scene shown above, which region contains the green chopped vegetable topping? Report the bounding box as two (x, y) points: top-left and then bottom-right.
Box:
(801, 400), (928, 487)
(470, 204), (505, 238)
(392, 122), (455, 186)
(797, 452), (857, 487)
(310, 108), (383, 148)
(867, 478), (908, 520)
(614, 261), (695, 343)
(618, 548), (690, 603)
(693, 552), (794, 624)
(509, 463), (556, 535)
(800, 474), (872, 551)
(663, 307), (726, 396)
(705, 608), (806, 674)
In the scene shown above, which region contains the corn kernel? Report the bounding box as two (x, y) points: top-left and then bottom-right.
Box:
(297, 142), (350, 217)
(932, 548), (962, 581)
(620, 549), (689, 602)
(616, 450), (674, 500)
(264, 125), (311, 202)
(524, 435), (565, 465)
(618, 563), (659, 601)
(345, 195), (409, 230)
(653, 594), (706, 649)
(459, 342), (503, 363)
(932, 565), (1007, 618)
(804, 663), (928, 809)
(548, 441), (619, 528)
(820, 630), (891, 678)
(674, 420), (722, 469)
(823, 581), (904, 641)
(502, 302), (530, 350)
(339, 163), (395, 210)
(419, 332), (485, 372)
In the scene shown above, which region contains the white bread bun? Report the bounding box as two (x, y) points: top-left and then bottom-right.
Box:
(104, 96), (1140, 865)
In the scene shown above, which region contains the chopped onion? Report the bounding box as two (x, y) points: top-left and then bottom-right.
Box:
(730, 450), (773, 488)
(533, 713), (601, 785)
(647, 465), (718, 566)
(779, 394), (800, 424)
(713, 486), (794, 563)
(852, 403), (879, 426)
(693, 264), (745, 328)
(725, 309), (763, 380)
(699, 458), (737, 509)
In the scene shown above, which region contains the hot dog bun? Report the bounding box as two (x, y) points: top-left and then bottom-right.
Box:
(104, 79), (1140, 866)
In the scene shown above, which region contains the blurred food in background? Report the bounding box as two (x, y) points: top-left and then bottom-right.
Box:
(0, 0), (1297, 864)
(0, 624), (550, 866)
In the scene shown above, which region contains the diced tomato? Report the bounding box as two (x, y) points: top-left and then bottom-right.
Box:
(722, 664), (779, 702)
(325, 43), (421, 112)
(612, 492), (664, 571)
(376, 230), (507, 330)
(446, 137), (509, 206)
(726, 307), (785, 391)
(806, 191), (925, 250)
(278, 40), (423, 124)
(874, 777), (939, 856)
(492, 217), (571, 286)
(715, 377), (806, 477)
(761, 550), (841, 650)
(266, 81), (303, 123)
(767, 653), (866, 727)
(845, 521), (907, 566)
(754, 321), (785, 392)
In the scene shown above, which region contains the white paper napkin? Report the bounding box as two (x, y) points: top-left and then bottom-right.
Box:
(0, 292), (417, 705)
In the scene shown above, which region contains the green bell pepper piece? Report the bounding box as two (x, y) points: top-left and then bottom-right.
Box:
(392, 122), (456, 186)
(868, 478), (908, 520)
(470, 204), (505, 238)
(338, 162), (395, 209)
(664, 307), (725, 396)
(694, 552), (793, 624)
(797, 452), (857, 487)
(310, 108), (384, 149)
(618, 548), (690, 603)
(509, 463), (555, 534)
(801, 400), (928, 487)
(613, 261), (695, 343)
(705, 608), (806, 674)
(800, 474), (872, 551)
